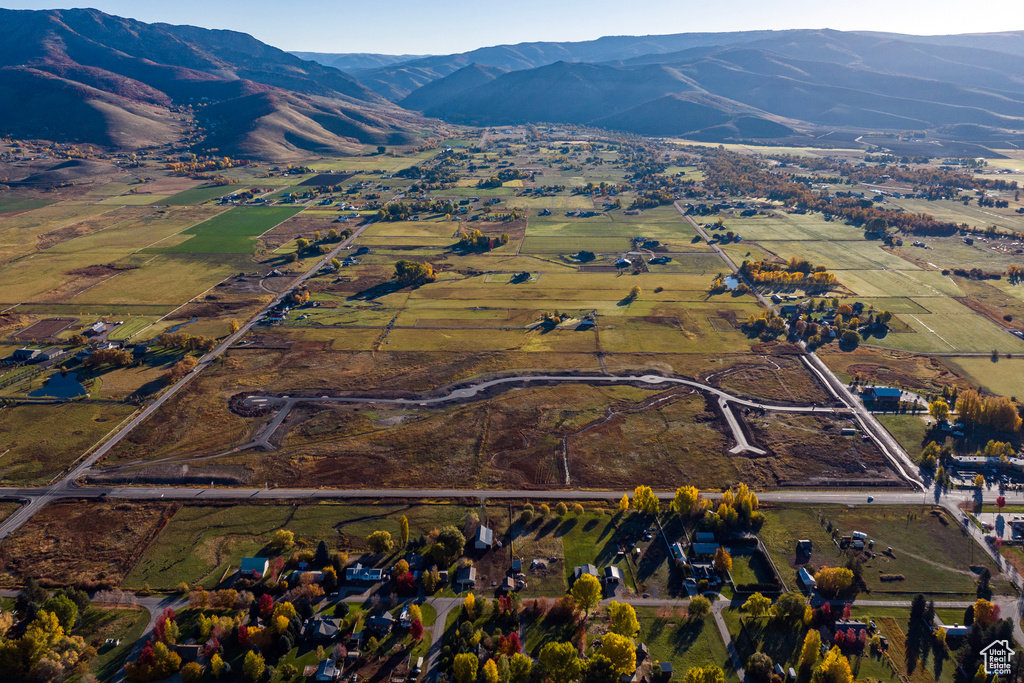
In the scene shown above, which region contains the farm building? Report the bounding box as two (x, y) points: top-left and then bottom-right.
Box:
(863, 387), (902, 406)
(692, 543), (720, 557)
(796, 539), (812, 554)
(670, 543), (685, 562)
(475, 526), (494, 549)
(239, 557), (269, 578)
(12, 348), (40, 361)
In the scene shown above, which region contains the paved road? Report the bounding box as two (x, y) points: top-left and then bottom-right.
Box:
(0, 223), (372, 542)
(673, 200), (923, 490)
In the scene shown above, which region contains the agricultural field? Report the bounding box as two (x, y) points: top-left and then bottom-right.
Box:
(146, 206), (303, 254)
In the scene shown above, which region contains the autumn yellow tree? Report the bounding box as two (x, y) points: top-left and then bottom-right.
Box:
(600, 633), (637, 676)
(608, 601), (640, 637)
(813, 647), (852, 683)
(671, 486), (701, 516)
(814, 567), (853, 596)
(714, 548), (733, 574)
(742, 592), (771, 618)
(799, 629), (822, 670)
(632, 485), (660, 514)
(571, 574), (602, 617)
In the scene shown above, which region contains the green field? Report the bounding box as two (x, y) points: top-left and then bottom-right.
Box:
(945, 356), (1024, 399)
(147, 206), (303, 253)
(162, 184), (234, 206)
(0, 402), (136, 485)
(106, 317), (155, 341)
(0, 196), (54, 213)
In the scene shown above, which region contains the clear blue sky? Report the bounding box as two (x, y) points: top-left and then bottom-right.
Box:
(1, 0), (1021, 54)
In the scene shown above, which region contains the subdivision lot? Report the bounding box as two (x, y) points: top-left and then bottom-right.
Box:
(0, 500), (177, 586)
(758, 505), (1007, 597)
(125, 502), (474, 589)
(0, 401), (136, 485)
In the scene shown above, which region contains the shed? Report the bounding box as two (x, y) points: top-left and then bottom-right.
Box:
(239, 557), (269, 578)
(797, 567), (816, 591)
(605, 566), (623, 584)
(475, 526), (494, 550)
(694, 532), (716, 543)
(796, 539), (812, 554)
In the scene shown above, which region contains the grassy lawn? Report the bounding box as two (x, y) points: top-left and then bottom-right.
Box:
(561, 511), (639, 593)
(877, 414), (931, 462)
(635, 607), (738, 683)
(758, 505), (1005, 597)
(75, 605), (150, 682)
(126, 503), (474, 589)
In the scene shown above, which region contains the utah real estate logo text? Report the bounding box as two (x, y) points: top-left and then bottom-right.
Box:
(982, 640), (1013, 676)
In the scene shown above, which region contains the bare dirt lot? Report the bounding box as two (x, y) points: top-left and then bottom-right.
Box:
(0, 500), (178, 587)
(13, 316), (77, 339)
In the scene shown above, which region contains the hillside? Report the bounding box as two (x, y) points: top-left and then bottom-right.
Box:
(0, 8), (425, 158)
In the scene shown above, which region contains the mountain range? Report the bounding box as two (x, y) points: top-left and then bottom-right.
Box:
(1, 8), (1023, 158)
(0, 8), (425, 158)
(304, 28), (1024, 144)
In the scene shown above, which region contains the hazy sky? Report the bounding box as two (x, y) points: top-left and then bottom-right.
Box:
(2, 0), (1021, 54)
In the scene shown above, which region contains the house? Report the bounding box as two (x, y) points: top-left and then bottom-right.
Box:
(605, 566), (623, 584)
(573, 564), (599, 582)
(658, 662), (673, 680)
(796, 540), (812, 554)
(175, 644), (202, 662)
(239, 557), (269, 578)
(304, 618), (341, 641)
(316, 659), (341, 682)
(456, 566), (477, 588)
(500, 577), (516, 593)
(864, 387), (902, 406)
(346, 563), (384, 583)
(798, 567), (816, 592)
(368, 612), (394, 635)
(399, 606), (412, 628)
(942, 623), (971, 638)
(475, 526), (494, 550)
